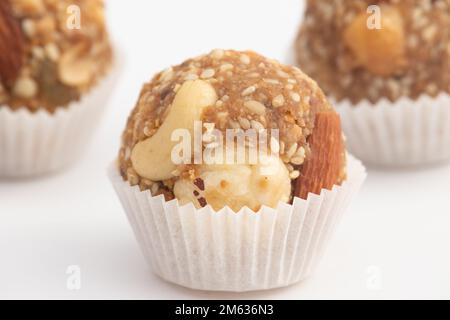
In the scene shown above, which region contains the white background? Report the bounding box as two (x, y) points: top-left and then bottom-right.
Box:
(1, 0), (450, 300)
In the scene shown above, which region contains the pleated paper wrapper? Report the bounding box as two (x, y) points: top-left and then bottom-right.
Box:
(109, 155), (366, 292)
(0, 52), (122, 178)
(336, 93), (450, 167)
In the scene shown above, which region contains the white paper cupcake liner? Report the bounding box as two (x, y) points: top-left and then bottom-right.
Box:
(336, 93), (450, 167)
(0, 52), (121, 178)
(108, 155), (366, 292)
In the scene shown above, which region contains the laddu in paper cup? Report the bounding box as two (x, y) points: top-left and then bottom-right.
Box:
(108, 155), (366, 292)
(0, 53), (121, 179)
(336, 93), (450, 167)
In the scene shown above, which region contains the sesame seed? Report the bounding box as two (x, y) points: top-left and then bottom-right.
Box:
(250, 120), (264, 131)
(22, 19), (35, 37)
(238, 117), (251, 130)
(244, 100), (266, 115)
(280, 141), (285, 155)
(303, 96), (311, 104)
(13, 77), (38, 99)
(185, 73), (198, 81)
(263, 78), (280, 85)
(291, 157), (305, 166)
(211, 49), (224, 59)
(141, 179), (154, 187)
(295, 146), (306, 158)
(151, 184), (160, 195)
(270, 137), (280, 154)
(143, 126), (152, 137)
(241, 86), (256, 96)
(44, 43), (60, 61)
(240, 54), (251, 64)
(272, 95), (285, 108)
(201, 69), (215, 79)
(290, 170), (300, 180)
(160, 67), (174, 82)
(277, 70), (290, 78)
(229, 120), (241, 129)
(247, 72), (260, 78)
(31, 47), (45, 60)
(422, 25), (437, 42)
(291, 93), (301, 102)
(127, 168), (139, 186)
(220, 64), (234, 72)
(286, 143), (298, 159)
(217, 111), (228, 120)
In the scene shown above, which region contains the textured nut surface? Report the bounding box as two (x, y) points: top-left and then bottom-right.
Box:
(0, 1), (25, 85)
(13, 76), (38, 98)
(343, 5), (406, 76)
(58, 42), (96, 87)
(295, 112), (345, 200)
(131, 80), (218, 181)
(174, 153), (291, 212)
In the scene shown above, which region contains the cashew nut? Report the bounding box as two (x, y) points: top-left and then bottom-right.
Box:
(131, 80), (218, 181)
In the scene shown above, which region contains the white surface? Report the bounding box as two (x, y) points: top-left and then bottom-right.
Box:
(1, 0), (450, 300)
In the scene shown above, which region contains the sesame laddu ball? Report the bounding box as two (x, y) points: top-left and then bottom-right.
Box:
(0, 0), (113, 112)
(296, 0), (450, 103)
(119, 50), (346, 212)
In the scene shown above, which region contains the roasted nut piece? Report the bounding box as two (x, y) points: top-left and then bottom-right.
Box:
(297, 0), (450, 103)
(295, 112), (345, 200)
(38, 59), (80, 108)
(58, 42), (96, 87)
(131, 80), (218, 181)
(0, 1), (25, 85)
(343, 5), (406, 77)
(174, 153), (292, 212)
(13, 76), (38, 99)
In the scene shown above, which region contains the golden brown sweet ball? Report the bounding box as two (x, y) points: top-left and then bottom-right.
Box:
(296, 0), (450, 103)
(118, 50), (346, 212)
(0, 0), (113, 112)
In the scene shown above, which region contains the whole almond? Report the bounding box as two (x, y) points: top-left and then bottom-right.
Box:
(0, 1), (25, 85)
(295, 111), (345, 200)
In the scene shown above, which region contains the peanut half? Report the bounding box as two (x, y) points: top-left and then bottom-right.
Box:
(344, 5), (406, 77)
